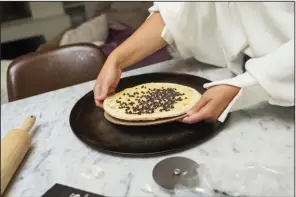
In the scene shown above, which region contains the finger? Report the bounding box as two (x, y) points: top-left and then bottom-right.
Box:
(97, 82), (110, 101)
(96, 86), (116, 108)
(93, 85), (102, 105)
(95, 98), (102, 107)
(96, 100), (104, 108)
(183, 110), (207, 124)
(183, 101), (213, 124)
(94, 82), (107, 106)
(109, 86), (116, 94)
(187, 96), (211, 115)
(94, 83), (102, 105)
(94, 92), (104, 107)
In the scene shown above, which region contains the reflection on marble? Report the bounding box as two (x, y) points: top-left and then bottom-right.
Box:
(1, 58), (294, 197)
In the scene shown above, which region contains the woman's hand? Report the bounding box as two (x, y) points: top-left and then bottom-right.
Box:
(93, 60), (122, 108)
(182, 85), (240, 123)
(93, 13), (166, 107)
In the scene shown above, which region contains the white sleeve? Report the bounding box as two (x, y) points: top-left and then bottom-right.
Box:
(148, 2), (159, 13)
(147, 2), (189, 56)
(204, 40), (294, 122)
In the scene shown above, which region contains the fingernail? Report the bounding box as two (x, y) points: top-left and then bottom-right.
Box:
(96, 95), (104, 100)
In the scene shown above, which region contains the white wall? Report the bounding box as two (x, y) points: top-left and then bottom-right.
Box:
(29, 2), (65, 19)
(1, 2), (71, 43)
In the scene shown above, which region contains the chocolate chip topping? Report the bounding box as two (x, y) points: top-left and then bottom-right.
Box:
(117, 86), (188, 115)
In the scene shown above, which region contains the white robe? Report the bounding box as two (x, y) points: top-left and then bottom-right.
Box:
(149, 2), (294, 122)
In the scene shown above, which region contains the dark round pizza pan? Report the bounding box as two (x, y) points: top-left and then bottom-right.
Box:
(69, 73), (228, 157)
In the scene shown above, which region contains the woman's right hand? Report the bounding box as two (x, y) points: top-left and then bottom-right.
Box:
(93, 13), (166, 108)
(93, 60), (122, 108)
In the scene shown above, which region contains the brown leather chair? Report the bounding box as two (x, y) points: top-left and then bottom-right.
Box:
(7, 43), (106, 102)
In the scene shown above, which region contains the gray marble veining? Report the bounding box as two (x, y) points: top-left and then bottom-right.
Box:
(1, 58), (294, 196)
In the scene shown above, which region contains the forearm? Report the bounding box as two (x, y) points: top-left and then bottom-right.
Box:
(107, 13), (167, 69)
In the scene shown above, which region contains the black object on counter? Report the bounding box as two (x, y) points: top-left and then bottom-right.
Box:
(41, 183), (104, 197)
(70, 73), (229, 157)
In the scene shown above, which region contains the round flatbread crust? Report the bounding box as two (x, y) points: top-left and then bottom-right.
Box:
(103, 83), (201, 121)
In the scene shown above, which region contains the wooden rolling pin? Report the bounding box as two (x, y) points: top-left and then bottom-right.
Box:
(1, 115), (36, 195)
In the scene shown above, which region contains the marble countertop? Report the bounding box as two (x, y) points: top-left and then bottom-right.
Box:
(1, 58), (294, 197)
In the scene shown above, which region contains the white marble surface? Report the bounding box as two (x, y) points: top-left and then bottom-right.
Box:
(1, 59), (294, 197)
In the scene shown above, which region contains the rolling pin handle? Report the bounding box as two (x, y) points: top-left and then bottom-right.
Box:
(20, 115), (36, 132)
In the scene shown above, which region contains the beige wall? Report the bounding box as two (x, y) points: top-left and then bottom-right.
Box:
(1, 2), (71, 43)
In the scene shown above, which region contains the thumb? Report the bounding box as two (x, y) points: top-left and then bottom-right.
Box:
(94, 82), (101, 100)
(97, 83), (110, 101)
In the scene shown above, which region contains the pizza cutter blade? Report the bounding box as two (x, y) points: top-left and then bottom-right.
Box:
(152, 157), (200, 191)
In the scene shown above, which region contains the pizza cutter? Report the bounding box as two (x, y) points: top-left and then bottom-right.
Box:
(152, 157), (200, 191)
(104, 112), (187, 126)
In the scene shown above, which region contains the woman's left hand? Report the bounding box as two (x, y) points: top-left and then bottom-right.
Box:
(182, 85), (240, 124)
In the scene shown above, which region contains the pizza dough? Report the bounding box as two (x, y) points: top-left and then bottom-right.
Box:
(103, 83), (201, 121)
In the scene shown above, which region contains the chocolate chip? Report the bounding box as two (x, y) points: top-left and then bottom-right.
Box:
(119, 86), (186, 114)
